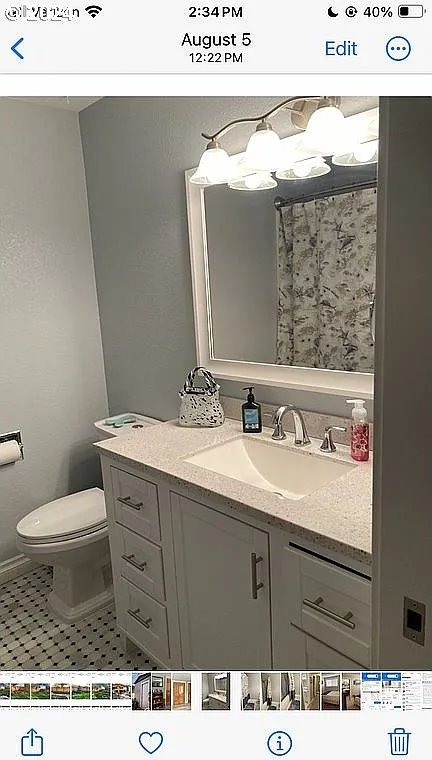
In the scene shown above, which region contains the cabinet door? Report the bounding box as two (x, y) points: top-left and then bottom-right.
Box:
(171, 494), (271, 670)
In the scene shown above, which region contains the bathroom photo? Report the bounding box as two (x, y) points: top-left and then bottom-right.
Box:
(0, 96), (430, 673)
(301, 673), (321, 710)
(281, 672), (301, 710)
(261, 672), (281, 710)
(241, 672), (262, 710)
(342, 673), (361, 710)
(202, 672), (230, 710)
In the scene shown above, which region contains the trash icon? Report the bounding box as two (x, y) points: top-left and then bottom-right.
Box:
(388, 728), (411, 756)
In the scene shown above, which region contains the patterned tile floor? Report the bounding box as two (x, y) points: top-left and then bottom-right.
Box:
(0, 567), (158, 671)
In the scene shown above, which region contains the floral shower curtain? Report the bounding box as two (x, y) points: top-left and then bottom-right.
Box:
(276, 187), (376, 372)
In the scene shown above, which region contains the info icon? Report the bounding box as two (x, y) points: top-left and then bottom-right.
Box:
(267, 731), (293, 756)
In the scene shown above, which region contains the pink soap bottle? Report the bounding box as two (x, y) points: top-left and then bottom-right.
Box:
(347, 399), (369, 462)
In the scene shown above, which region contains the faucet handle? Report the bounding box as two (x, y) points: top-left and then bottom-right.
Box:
(320, 425), (347, 453)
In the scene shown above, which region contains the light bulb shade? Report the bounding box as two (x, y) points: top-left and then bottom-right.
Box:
(353, 139), (379, 163)
(276, 157), (330, 181)
(332, 139), (378, 166)
(190, 145), (232, 185)
(228, 171), (277, 191)
(303, 105), (354, 156)
(245, 126), (281, 171)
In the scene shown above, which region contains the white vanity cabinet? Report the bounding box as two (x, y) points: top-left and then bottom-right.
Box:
(100, 455), (371, 670)
(100, 459), (182, 668)
(171, 493), (272, 670)
(271, 537), (372, 669)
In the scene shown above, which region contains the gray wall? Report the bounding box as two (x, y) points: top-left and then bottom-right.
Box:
(80, 96), (376, 420)
(0, 99), (108, 563)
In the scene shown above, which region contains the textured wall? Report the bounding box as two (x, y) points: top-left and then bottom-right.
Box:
(80, 96), (377, 420)
(0, 99), (108, 563)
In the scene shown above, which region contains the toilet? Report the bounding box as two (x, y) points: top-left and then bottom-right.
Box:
(16, 413), (160, 623)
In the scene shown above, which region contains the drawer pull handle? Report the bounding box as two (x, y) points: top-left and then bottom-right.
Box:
(122, 553), (147, 572)
(127, 607), (152, 629)
(251, 553), (264, 599)
(303, 596), (356, 630)
(117, 496), (143, 511)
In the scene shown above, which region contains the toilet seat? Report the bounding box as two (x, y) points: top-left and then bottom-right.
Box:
(16, 488), (107, 544)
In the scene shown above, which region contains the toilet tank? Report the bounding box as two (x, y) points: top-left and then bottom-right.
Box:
(94, 413), (161, 441)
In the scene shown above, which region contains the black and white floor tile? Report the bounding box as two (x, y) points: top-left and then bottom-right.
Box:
(0, 567), (158, 671)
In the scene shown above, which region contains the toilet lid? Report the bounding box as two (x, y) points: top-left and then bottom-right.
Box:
(16, 488), (106, 542)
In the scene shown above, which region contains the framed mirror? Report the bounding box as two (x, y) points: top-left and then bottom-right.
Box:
(186, 106), (378, 399)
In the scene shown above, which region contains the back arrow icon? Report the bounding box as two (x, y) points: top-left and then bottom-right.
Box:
(11, 37), (24, 59)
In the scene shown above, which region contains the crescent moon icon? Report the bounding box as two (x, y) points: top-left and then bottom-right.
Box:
(328, 6), (339, 16)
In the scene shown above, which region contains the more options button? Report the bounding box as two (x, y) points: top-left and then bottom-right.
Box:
(325, 39), (359, 56)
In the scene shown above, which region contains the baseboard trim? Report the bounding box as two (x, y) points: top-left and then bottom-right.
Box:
(0, 554), (35, 585)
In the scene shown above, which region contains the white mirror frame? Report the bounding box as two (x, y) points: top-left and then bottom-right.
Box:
(185, 153), (375, 400)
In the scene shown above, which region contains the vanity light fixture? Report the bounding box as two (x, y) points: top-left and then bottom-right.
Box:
(276, 156), (331, 181)
(302, 101), (354, 156)
(228, 171), (278, 191)
(244, 120), (281, 171)
(193, 96), (322, 184)
(192, 97), (378, 190)
(190, 139), (233, 185)
(332, 139), (379, 167)
(353, 138), (379, 163)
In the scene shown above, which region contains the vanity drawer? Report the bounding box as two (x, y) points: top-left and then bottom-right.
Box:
(115, 525), (165, 602)
(117, 578), (169, 664)
(292, 549), (371, 667)
(304, 634), (366, 670)
(111, 468), (161, 542)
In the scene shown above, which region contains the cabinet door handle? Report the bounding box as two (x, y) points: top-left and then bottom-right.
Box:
(117, 495), (143, 511)
(251, 553), (264, 599)
(122, 553), (147, 571)
(127, 607), (152, 628)
(303, 596), (356, 630)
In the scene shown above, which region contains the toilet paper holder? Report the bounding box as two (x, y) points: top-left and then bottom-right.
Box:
(0, 430), (24, 460)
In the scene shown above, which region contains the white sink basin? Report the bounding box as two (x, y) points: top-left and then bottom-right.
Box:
(185, 436), (355, 500)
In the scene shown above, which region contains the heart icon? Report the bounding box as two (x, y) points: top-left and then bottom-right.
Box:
(139, 731), (164, 755)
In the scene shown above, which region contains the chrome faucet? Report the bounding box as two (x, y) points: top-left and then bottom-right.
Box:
(320, 425), (347, 453)
(271, 404), (311, 445)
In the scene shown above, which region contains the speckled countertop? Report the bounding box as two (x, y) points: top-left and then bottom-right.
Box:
(95, 418), (372, 566)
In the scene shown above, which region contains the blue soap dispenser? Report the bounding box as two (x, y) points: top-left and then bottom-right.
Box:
(242, 387), (262, 433)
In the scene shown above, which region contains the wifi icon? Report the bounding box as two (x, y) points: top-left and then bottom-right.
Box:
(85, 4), (102, 17)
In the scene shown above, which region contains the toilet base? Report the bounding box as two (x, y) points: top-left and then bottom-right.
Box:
(46, 554), (114, 623)
(17, 526), (114, 624)
(48, 585), (113, 623)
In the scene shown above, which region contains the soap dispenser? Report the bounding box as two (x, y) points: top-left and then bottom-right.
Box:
(347, 399), (369, 462)
(242, 387), (262, 433)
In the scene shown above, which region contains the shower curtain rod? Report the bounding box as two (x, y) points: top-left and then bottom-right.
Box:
(274, 178), (377, 210)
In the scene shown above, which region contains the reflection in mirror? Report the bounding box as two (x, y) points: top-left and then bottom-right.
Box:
(205, 162), (376, 373)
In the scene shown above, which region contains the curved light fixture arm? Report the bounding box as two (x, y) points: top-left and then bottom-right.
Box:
(201, 95), (322, 142)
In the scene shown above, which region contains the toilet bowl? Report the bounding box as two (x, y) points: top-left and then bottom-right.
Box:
(16, 488), (111, 623)
(16, 413), (160, 623)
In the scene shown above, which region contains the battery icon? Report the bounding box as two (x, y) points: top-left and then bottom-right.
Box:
(398, 4), (425, 16)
